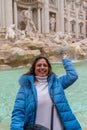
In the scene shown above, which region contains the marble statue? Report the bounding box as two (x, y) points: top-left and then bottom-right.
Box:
(53, 32), (72, 44)
(22, 7), (37, 35)
(49, 14), (56, 32)
(64, 33), (72, 43)
(5, 24), (26, 41)
(5, 24), (16, 41)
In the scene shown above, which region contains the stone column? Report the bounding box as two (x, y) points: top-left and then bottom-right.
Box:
(83, 8), (86, 38)
(67, 2), (71, 33)
(44, 0), (49, 33)
(0, 0), (5, 27)
(0, 0), (2, 28)
(41, 7), (44, 33)
(61, 0), (64, 32)
(5, 0), (13, 27)
(55, 0), (58, 32)
(37, 7), (41, 33)
(58, 0), (64, 32)
(14, 0), (18, 28)
(76, 6), (79, 39)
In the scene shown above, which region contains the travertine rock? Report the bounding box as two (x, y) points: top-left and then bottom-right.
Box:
(0, 36), (87, 70)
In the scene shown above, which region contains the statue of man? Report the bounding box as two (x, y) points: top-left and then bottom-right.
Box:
(23, 7), (36, 33)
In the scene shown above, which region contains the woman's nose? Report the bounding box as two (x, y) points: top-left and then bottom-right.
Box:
(41, 65), (44, 68)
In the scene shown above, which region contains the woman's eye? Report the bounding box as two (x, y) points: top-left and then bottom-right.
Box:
(44, 64), (48, 67)
(37, 64), (48, 67)
(37, 64), (41, 67)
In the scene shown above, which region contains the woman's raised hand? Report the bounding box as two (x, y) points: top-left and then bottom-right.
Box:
(62, 53), (68, 59)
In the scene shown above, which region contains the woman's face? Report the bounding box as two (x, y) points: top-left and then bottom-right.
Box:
(35, 58), (49, 77)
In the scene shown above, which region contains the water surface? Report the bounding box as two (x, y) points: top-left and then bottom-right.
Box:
(0, 61), (87, 130)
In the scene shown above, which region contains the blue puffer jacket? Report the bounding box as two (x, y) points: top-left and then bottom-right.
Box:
(10, 58), (82, 130)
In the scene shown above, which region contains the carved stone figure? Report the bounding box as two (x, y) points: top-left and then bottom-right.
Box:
(53, 32), (72, 45)
(5, 24), (26, 41)
(15, 29), (26, 40)
(64, 33), (72, 43)
(49, 14), (56, 32)
(22, 7), (37, 34)
(5, 24), (16, 41)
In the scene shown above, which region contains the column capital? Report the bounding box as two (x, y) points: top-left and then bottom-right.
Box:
(37, 1), (43, 8)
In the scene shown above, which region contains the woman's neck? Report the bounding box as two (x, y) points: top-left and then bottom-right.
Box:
(35, 76), (48, 83)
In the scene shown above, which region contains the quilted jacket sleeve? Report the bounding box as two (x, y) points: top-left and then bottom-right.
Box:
(59, 58), (78, 89)
(10, 77), (26, 130)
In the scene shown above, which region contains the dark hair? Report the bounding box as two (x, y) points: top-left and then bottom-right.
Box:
(24, 56), (53, 76)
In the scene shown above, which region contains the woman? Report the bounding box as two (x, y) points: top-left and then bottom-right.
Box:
(10, 55), (82, 130)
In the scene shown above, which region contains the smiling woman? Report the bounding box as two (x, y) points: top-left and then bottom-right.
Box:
(26, 57), (53, 77)
(10, 55), (82, 130)
(34, 59), (49, 77)
(0, 60), (87, 130)
(24, 56), (53, 77)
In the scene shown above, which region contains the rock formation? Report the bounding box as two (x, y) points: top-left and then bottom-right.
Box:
(0, 30), (87, 70)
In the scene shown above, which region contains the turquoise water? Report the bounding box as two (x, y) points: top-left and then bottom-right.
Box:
(0, 61), (87, 130)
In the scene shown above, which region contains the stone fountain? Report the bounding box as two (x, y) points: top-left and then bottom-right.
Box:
(0, 22), (87, 70)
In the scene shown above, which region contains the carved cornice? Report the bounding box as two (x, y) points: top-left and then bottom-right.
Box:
(16, 0), (43, 8)
(17, 0), (42, 5)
